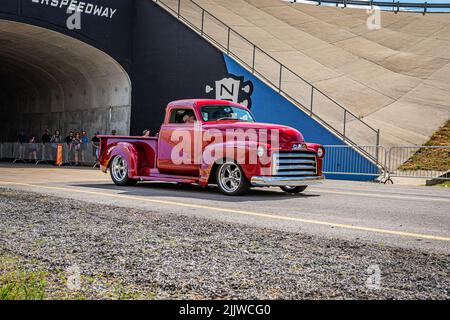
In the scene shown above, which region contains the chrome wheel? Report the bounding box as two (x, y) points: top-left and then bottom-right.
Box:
(111, 156), (128, 182)
(218, 162), (242, 193)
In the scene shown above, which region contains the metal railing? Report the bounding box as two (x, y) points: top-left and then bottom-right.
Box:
(0, 142), (100, 167)
(153, 0), (381, 160)
(289, 0), (450, 14)
(323, 145), (387, 177)
(323, 145), (450, 182)
(386, 146), (450, 180)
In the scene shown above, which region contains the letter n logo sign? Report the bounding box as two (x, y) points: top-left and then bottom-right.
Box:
(217, 78), (240, 102)
(205, 74), (254, 108)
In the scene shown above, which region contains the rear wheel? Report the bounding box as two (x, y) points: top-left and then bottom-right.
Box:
(280, 186), (307, 194)
(110, 156), (137, 186)
(216, 161), (250, 196)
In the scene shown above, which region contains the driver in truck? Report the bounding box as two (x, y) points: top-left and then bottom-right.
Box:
(183, 114), (196, 124)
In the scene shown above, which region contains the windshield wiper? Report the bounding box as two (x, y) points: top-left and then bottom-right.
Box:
(215, 118), (251, 122)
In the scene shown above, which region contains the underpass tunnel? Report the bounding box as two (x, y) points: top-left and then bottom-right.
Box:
(0, 20), (132, 142)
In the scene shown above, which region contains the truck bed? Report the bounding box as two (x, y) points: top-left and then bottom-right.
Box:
(99, 135), (158, 177)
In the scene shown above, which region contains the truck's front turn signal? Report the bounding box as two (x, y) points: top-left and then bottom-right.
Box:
(257, 146), (265, 158)
(317, 146), (325, 158)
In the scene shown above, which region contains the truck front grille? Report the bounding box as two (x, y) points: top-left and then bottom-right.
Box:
(272, 151), (317, 176)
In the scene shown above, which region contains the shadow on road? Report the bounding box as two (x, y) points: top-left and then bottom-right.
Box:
(71, 181), (321, 203)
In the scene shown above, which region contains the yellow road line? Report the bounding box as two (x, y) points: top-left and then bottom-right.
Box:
(1, 181), (450, 242)
(308, 188), (450, 203)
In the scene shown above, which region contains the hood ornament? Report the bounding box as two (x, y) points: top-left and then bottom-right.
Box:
(292, 143), (307, 150)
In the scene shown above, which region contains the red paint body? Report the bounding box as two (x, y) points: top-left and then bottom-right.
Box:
(99, 99), (324, 187)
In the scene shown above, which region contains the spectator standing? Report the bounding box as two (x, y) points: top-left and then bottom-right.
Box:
(28, 136), (38, 163)
(91, 132), (101, 160)
(51, 130), (62, 143)
(50, 130), (62, 164)
(41, 129), (52, 161)
(80, 130), (89, 163)
(65, 131), (74, 154)
(41, 129), (52, 144)
(71, 132), (82, 166)
(81, 131), (89, 144)
(17, 131), (28, 160)
(65, 131), (74, 145)
(17, 131), (27, 144)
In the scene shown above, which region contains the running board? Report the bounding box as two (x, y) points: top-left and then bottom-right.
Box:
(139, 173), (199, 184)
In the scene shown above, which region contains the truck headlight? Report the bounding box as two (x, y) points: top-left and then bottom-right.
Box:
(257, 146), (265, 158)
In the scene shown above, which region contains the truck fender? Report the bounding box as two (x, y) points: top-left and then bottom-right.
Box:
(104, 142), (140, 178)
(199, 141), (260, 186)
(305, 142), (324, 174)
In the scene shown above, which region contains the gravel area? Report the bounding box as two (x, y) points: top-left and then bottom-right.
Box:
(0, 187), (449, 299)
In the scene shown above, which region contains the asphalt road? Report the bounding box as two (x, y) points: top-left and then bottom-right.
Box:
(1, 163), (449, 254)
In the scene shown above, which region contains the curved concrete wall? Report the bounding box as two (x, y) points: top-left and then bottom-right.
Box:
(0, 20), (131, 141)
(191, 0), (450, 147)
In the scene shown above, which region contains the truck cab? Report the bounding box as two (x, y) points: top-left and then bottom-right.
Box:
(99, 99), (324, 196)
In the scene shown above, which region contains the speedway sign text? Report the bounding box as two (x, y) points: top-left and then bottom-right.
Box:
(31, 0), (118, 19)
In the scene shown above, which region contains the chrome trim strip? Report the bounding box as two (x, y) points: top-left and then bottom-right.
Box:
(274, 171), (317, 176)
(277, 164), (317, 170)
(251, 175), (325, 187)
(279, 153), (316, 158)
(272, 151), (318, 177)
(277, 159), (316, 164)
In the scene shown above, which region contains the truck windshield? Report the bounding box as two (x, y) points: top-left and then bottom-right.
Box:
(200, 105), (255, 122)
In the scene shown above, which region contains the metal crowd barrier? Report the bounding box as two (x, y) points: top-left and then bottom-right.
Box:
(323, 145), (450, 182)
(323, 145), (388, 181)
(386, 146), (450, 180)
(323, 145), (387, 174)
(0, 142), (100, 168)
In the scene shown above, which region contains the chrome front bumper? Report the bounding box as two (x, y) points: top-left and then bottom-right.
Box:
(251, 175), (325, 187)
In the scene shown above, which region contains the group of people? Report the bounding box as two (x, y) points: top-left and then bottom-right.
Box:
(17, 129), (107, 165)
(15, 128), (157, 164)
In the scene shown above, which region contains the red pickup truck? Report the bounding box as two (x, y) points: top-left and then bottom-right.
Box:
(99, 99), (324, 196)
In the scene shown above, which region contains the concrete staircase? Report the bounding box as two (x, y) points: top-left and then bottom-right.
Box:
(154, 0), (450, 148)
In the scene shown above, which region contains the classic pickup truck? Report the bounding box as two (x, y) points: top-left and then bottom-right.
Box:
(99, 99), (324, 196)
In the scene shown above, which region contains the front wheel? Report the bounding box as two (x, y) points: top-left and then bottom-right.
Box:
(216, 161), (250, 196)
(280, 186), (307, 194)
(110, 156), (137, 186)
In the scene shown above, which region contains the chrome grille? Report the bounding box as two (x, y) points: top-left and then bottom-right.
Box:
(272, 151), (317, 176)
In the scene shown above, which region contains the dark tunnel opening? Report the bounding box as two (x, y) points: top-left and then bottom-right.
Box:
(0, 20), (132, 142)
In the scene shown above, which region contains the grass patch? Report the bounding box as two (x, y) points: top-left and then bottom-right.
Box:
(0, 252), (157, 300)
(0, 256), (46, 300)
(435, 181), (450, 188)
(399, 120), (450, 171)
